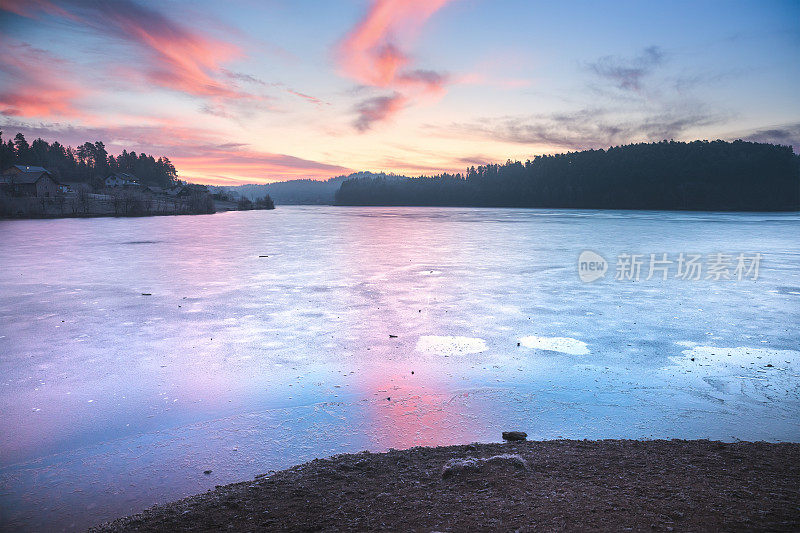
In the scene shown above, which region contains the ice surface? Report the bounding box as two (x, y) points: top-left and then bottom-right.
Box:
(519, 335), (590, 355)
(0, 206), (799, 531)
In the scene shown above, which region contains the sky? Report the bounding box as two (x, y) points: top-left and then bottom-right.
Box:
(0, 0), (798, 184)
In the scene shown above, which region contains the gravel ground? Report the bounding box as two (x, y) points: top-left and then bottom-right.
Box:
(92, 439), (800, 532)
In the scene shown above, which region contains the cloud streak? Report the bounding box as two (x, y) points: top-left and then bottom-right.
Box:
(353, 93), (407, 132)
(0, 38), (89, 118)
(286, 89), (326, 106)
(445, 107), (729, 152)
(337, 0), (451, 88)
(1, 0), (261, 106)
(337, 0), (453, 131)
(588, 46), (665, 92)
(740, 122), (800, 153)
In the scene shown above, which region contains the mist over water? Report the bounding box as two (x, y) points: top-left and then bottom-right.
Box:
(1, 207), (798, 531)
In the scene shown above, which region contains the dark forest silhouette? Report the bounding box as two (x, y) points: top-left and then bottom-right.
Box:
(336, 140), (800, 211)
(0, 132), (179, 187)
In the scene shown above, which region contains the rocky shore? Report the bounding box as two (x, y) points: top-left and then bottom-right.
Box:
(93, 439), (800, 532)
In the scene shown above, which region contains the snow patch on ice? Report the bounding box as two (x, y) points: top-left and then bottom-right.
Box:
(519, 335), (589, 355)
(416, 336), (487, 356)
(671, 345), (800, 370)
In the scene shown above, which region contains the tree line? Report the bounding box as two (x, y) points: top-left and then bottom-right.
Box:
(0, 131), (179, 188)
(235, 195), (276, 210)
(335, 140), (800, 211)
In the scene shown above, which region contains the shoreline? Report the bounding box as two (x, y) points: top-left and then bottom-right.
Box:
(0, 204), (273, 221)
(92, 439), (800, 532)
(0, 211), (220, 221)
(2, 204), (798, 223)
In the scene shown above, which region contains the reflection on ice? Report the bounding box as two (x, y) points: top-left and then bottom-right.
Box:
(415, 335), (488, 356)
(519, 335), (590, 355)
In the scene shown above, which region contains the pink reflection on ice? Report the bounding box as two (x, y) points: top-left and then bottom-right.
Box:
(336, 208), (486, 449)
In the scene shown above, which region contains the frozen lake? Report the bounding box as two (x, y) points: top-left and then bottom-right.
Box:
(1, 206), (799, 531)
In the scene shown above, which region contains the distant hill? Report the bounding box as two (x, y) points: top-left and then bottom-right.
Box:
(335, 140), (800, 211)
(211, 172), (409, 205)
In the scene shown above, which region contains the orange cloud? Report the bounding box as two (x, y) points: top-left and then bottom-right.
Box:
(172, 146), (350, 184)
(2, 121), (349, 183)
(105, 123), (350, 182)
(338, 0), (454, 130)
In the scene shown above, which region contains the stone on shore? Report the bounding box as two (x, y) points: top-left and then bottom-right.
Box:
(502, 431), (527, 441)
(441, 453), (528, 479)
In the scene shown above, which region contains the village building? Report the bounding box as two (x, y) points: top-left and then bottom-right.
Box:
(145, 186), (165, 195)
(104, 172), (140, 188)
(0, 165), (61, 197)
(165, 184), (187, 197)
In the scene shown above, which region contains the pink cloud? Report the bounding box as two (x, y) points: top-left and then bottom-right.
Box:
(338, 0), (452, 87)
(90, 1), (243, 98)
(0, 39), (90, 118)
(1, 0), (259, 103)
(286, 89), (327, 106)
(337, 0), (454, 130)
(0, 0), (77, 21)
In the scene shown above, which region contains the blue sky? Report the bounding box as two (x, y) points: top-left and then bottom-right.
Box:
(1, 0), (798, 183)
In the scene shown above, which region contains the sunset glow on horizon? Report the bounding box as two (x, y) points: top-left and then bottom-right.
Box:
(1, 0), (798, 184)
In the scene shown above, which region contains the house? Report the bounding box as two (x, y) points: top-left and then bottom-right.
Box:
(176, 184), (208, 198)
(104, 172), (140, 188)
(1, 165), (61, 197)
(165, 185), (187, 197)
(61, 182), (90, 196)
